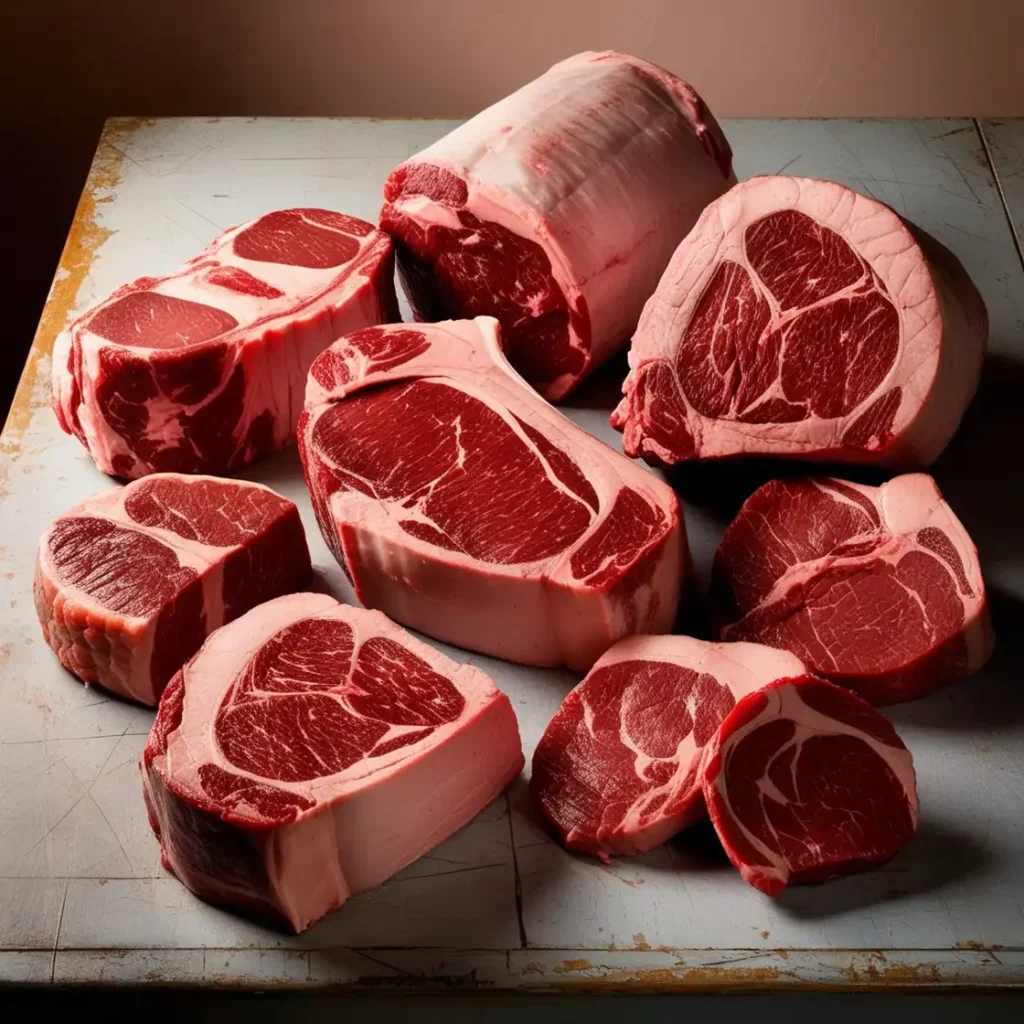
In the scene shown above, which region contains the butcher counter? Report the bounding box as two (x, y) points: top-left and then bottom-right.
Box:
(1, 116), (1022, 993)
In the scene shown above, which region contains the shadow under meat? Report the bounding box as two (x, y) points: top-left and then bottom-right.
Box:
(669, 455), (889, 525)
(668, 818), (734, 874)
(929, 353), (1024, 573)
(887, 586), (1024, 733)
(560, 347), (632, 412)
(775, 816), (990, 921)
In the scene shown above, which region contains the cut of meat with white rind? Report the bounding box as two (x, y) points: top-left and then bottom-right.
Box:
(613, 175), (987, 467)
(703, 676), (919, 896)
(53, 208), (398, 479)
(35, 473), (311, 706)
(380, 51), (735, 400)
(299, 317), (685, 671)
(531, 635), (807, 860)
(711, 473), (992, 705)
(142, 592), (524, 932)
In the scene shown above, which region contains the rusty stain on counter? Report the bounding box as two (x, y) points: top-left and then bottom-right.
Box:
(540, 957), (971, 993)
(838, 961), (942, 985)
(547, 962), (784, 992)
(554, 958), (594, 974)
(956, 939), (1004, 951)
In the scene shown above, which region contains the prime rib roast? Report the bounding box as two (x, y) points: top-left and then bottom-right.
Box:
(299, 317), (685, 671)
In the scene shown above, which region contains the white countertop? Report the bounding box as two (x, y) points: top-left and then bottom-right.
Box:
(1, 116), (1022, 992)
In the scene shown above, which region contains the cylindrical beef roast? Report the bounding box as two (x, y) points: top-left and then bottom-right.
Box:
(613, 175), (988, 467)
(380, 51), (735, 400)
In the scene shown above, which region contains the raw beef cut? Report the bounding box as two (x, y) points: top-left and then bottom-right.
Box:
(613, 175), (987, 467)
(35, 473), (310, 706)
(380, 51), (734, 400)
(531, 634), (807, 859)
(52, 208), (397, 479)
(711, 473), (992, 705)
(142, 592), (524, 932)
(703, 675), (919, 895)
(299, 317), (684, 671)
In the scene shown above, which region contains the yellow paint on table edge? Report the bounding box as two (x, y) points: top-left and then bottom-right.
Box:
(0, 118), (156, 466)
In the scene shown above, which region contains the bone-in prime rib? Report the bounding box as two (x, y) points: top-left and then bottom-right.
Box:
(53, 208), (397, 478)
(613, 175), (988, 467)
(703, 675), (919, 895)
(35, 474), (311, 706)
(380, 51), (735, 400)
(711, 473), (993, 705)
(299, 317), (684, 671)
(530, 635), (807, 860)
(142, 592), (524, 932)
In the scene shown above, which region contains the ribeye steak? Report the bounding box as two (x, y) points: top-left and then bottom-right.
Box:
(711, 473), (992, 705)
(35, 473), (311, 706)
(142, 592), (524, 932)
(53, 208), (397, 478)
(531, 634), (806, 860)
(380, 51), (734, 400)
(704, 675), (919, 895)
(299, 317), (684, 671)
(613, 175), (987, 467)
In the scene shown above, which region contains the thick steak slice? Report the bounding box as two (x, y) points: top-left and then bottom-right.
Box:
(380, 51), (734, 400)
(35, 473), (310, 705)
(613, 175), (987, 467)
(703, 675), (919, 895)
(531, 635), (807, 859)
(53, 208), (397, 478)
(142, 592), (524, 932)
(299, 317), (685, 671)
(711, 473), (993, 705)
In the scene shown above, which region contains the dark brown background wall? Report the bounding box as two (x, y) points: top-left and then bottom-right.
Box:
(3, 0), (1023, 416)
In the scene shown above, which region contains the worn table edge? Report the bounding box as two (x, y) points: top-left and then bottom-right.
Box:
(2, 945), (1022, 993)
(1, 118), (157, 469)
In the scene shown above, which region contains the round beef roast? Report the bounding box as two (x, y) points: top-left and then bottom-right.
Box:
(613, 175), (987, 468)
(531, 634), (807, 860)
(143, 592), (523, 932)
(704, 675), (919, 895)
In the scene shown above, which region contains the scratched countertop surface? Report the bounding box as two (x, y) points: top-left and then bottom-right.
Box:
(1, 117), (1022, 992)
